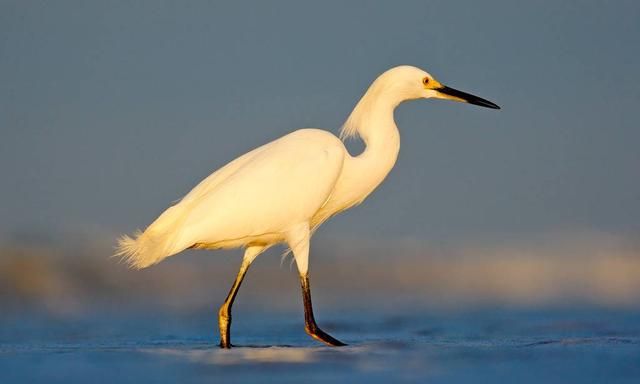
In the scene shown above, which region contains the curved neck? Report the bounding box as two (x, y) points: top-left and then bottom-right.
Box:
(343, 86), (402, 163)
(339, 90), (402, 203)
(357, 101), (400, 164)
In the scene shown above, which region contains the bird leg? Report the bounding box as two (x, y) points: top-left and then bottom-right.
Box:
(300, 274), (347, 346)
(218, 258), (251, 349)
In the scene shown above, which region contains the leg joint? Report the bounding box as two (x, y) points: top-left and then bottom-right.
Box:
(218, 306), (230, 321)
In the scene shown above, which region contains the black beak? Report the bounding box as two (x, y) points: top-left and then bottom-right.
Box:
(438, 86), (500, 109)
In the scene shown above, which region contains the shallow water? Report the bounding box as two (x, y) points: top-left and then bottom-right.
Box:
(1, 308), (639, 383)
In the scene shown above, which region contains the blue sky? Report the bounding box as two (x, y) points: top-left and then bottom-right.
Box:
(1, 1), (638, 243)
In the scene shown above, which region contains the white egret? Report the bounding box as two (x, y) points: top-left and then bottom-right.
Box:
(116, 65), (499, 348)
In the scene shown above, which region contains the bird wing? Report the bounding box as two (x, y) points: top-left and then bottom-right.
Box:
(168, 129), (346, 250)
(179, 143), (269, 205)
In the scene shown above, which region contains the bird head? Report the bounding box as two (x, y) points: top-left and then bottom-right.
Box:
(378, 65), (500, 109)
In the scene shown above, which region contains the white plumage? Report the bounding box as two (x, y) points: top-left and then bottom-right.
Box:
(116, 65), (499, 347)
(118, 128), (345, 270)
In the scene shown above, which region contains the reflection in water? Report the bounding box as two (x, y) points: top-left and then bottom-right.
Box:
(149, 346), (319, 365)
(146, 343), (401, 368)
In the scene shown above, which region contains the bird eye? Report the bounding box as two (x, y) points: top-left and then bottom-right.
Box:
(422, 77), (430, 85)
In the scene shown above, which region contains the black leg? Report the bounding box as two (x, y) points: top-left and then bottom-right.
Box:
(218, 259), (251, 349)
(300, 274), (346, 346)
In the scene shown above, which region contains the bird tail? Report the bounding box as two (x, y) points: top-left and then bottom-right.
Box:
(115, 229), (176, 269)
(115, 198), (196, 269)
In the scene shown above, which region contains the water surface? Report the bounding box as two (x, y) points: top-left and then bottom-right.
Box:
(2, 308), (638, 383)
